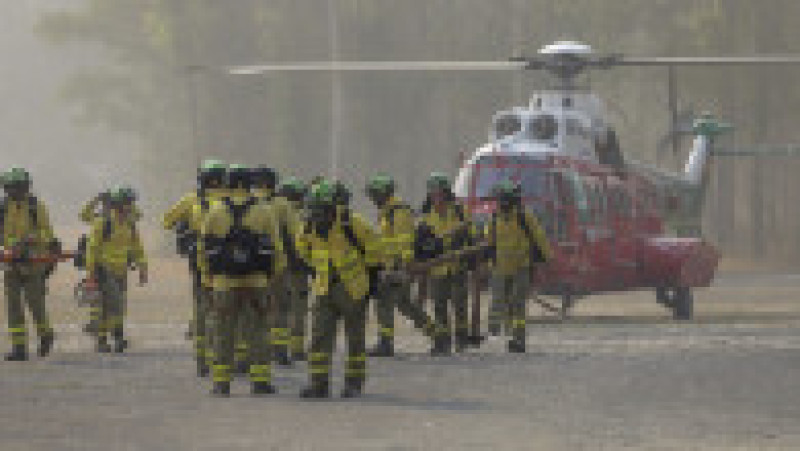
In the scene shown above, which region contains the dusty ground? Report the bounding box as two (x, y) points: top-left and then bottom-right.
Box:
(0, 258), (798, 450)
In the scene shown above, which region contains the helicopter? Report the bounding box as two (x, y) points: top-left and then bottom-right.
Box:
(226, 40), (800, 321)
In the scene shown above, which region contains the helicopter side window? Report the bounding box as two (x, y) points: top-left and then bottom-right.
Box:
(528, 114), (558, 141)
(493, 114), (522, 140)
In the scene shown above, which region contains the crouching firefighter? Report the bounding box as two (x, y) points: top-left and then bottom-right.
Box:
(1, 167), (60, 361)
(297, 181), (379, 398)
(85, 186), (148, 353)
(365, 174), (436, 357)
(163, 159), (227, 376)
(486, 181), (551, 353)
(200, 165), (286, 397)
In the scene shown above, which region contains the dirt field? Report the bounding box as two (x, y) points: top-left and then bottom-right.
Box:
(0, 259), (798, 450)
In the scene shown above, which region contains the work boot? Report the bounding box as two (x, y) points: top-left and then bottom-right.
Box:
(251, 381), (277, 395)
(211, 381), (230, 397)
(429, 335), (451, 356)
(341, 378), (364, 398)
(4, 345), (28, 362)
(96, 337), (111, 353)
(234, 360), (250, 376)
(112, 329), (128, 353)
(507, 339), (526, 354)
(83, 320), (98, 336)
(197, 357), (210, 378)
(275, 350), (292, 367)
(455, 332), (469, 353)
(466, 334), (486, 348)
(367, 336), (394, 357)
(38, 332), (55, 357)
(300, 375), (330, 399)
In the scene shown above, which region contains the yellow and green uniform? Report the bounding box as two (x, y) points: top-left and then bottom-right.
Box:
(373, 197), (435, 346)
(296, 212), (379, 391)
(200, 191), (286, 389)
(253, 188), (302, 360)
(163, 189), (225, 372)
(85, 210), (146, 346)
(486, 208), (551, 343)
(2, 195), (56, 353)
(418, 203), (473, 352)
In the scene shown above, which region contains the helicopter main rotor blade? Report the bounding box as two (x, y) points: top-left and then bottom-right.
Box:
(227, 60), (527, 75)
(618, 56), (800, 66)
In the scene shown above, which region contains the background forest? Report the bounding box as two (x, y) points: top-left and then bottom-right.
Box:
(23, 0), (800, 264)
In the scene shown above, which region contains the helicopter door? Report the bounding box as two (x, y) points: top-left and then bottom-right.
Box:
(608, 184), (639, 288)
(581, 177), (616, 291)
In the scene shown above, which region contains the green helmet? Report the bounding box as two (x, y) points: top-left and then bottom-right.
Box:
(426, 172), (450, 193)
(307, 180), (335, 206)
(279, 177), (307, 197)
(107, 186), (128, 204)
(491, 180), (521, 199)
(199, 159), (226, 173)
(332, 181), (351, 206)
(4, 167), (31, 185)
(365, 174), (395, 198)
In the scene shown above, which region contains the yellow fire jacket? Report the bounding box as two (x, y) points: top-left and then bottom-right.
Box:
(418, 203), (472, 277)
(296, 212), (378, 300)
(376, 196), (415, 269)
(86, 211), (147, 278)
(486, 208), (552, 276)
(198, 191), (286, 290)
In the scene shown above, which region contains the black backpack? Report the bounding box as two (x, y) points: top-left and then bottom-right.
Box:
(205, 197), (275, 277)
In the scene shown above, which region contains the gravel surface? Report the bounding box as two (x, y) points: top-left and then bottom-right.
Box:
(0, 262), (798, 450)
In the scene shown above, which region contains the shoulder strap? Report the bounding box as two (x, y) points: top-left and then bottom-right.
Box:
(517, 209), (533, 240)
(453, 203), (466, 222)
(27, 196), (38, 227)
(341, 218), (366, 256)
(224, 197), (257, 229)
(386, 203), (411, 227)
(102, 218), (113, 240)
(0, 198), (6, 238)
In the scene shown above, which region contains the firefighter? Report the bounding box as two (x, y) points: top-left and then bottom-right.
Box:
(276, 177), (311, 361)
(296, 181), (379, 398)
(1, 167), (59, 361)
(163, 159), (227, 376)
(365, 174), (437, 357)
(251, 166), (298, 365)
(85, 186), (148, 353)
(79, 186), (141, 336)
(486, 181), (551, 353)
(417, 172), (474, 355)
(200, 165), (286, 397)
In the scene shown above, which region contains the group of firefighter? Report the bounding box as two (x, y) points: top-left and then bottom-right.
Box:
(1, 160), (551, 399)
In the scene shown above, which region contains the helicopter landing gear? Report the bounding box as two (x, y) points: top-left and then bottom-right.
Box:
(671, 287), (694, 321)
(655, 287), (693, 320)
(559, 290), (575, 319)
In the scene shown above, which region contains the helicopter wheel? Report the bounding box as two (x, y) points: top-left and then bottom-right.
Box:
(655, 287), (674, 308)
(671, 287), (694, 321)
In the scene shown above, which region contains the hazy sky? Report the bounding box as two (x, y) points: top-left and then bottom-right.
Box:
(1, 0), (139, 229)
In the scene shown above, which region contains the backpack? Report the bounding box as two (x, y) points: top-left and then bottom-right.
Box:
(0, 196), (39, 240)
(206, 197), (275, 277)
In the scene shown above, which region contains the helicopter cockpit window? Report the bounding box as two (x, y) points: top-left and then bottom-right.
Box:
(493, 114), (522, 140)
(528, 114), (558, 141)
(470, 155), (550, 200)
